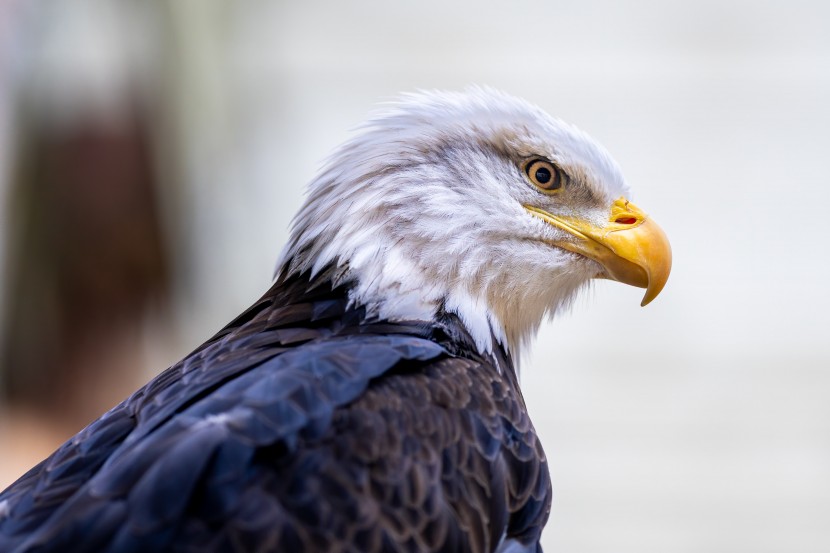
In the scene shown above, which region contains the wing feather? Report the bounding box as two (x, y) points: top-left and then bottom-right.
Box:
(0, 275), (551, 552)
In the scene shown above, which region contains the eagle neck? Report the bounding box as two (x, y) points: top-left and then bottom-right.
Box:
(272, 264), (517, 375)
(339, 263), (511, 361)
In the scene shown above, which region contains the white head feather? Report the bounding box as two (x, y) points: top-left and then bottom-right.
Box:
(277, 87), (629, 364)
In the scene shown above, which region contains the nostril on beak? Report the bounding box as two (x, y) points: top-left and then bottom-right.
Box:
(615, 217), (637, 225)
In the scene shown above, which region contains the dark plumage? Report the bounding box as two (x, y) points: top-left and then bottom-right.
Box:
(0, 270), (550, 552)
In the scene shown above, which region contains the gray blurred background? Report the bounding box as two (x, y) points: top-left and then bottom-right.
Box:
(0, 1), (828, 551)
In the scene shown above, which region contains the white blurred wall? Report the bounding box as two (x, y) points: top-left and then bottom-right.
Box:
(2, 1), (829, 551)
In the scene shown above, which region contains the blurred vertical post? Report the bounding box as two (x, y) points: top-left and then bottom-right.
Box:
(0, 1), (170, 429)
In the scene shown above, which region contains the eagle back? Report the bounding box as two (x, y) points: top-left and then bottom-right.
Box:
(0, 271), (551, 553)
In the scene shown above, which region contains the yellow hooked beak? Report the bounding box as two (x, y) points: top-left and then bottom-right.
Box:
(525, 197), (672, 306)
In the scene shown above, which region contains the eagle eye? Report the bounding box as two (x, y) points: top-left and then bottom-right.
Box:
(524, 159), (564, 192)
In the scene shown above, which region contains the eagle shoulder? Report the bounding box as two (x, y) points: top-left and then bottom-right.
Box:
(0, 272), (551, 552)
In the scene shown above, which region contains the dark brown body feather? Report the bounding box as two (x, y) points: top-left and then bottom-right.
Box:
(0, 270), (551, 552)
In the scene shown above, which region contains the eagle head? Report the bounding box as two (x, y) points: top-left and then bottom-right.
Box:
(278, 87), (671, 360)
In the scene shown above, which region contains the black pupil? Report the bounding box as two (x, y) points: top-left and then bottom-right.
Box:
(534, 166), (552, 184)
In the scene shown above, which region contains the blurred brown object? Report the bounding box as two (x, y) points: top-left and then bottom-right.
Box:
(1, 100), (170, 429)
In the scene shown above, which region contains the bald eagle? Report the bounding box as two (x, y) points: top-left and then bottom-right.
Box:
(0, 88), (670, 553)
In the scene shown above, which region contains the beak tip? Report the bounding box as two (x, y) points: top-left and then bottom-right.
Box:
(639, 266), (671, 307)
(640, 294), (659, 307)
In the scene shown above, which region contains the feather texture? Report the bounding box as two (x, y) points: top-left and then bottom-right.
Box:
(0, 270), (551, 552)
